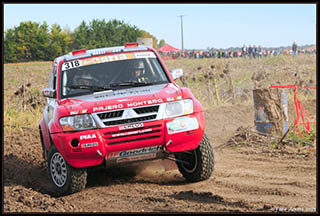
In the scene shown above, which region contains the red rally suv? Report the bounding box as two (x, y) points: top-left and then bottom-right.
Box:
(39, 42), (215, 195)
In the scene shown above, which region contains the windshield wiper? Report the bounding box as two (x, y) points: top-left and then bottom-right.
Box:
(66, 85), (115, 92)
(110, 81), (164, 87)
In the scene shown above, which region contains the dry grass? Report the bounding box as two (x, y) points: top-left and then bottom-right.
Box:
(165, 54), (316, 109)
(3, 54), (316, 132)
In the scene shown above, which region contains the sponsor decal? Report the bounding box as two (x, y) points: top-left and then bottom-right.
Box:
(127, 99), (163, 107)
(119, 146), (162, 157)
(167, 117), (199, 134)
(105, 145), (162, 161)
(92, 50), (106, 56)
(119, 123), (144, 130)
(176, 96), (182, 100)
(165, 88), (178, 94)
(81, 142), (98, 148)
(117, 98), (131, 102)
(105, 152), (120, 159)
(62, 51), (156, 71)
(81, 109), (88, 114)
(93, 104), (124, 112)
(112, 128), (152, 138)
(166, 97), (174, 102)
(133, 52), (156, 59)
(80, 134), (97, 140)
(92, 99), (163, 112)
(116, 153), (156, 163)
(70, 110), (78, 115)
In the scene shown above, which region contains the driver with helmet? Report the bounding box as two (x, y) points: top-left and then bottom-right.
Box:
(73, 72), (96, 86)
(130, 60), (149, 83)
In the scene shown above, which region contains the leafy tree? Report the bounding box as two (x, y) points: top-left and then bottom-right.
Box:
(72, 21), (90, 50)
(48, 24), (70, 59)
(36, 22), (50, 60)
(4, 19), (159, 63)
(4, 29), (17, 63)
(14, 21), (40, 61)
(158, 39), (166, 48)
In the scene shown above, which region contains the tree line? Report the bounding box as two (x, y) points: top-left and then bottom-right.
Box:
(4, 19), (166, 63)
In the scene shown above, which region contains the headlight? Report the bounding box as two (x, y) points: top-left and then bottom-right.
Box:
(165, 99), (193, 118)
(59, 114), (96, 132)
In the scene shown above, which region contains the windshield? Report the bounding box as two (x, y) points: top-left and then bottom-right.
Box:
(60, 52), (169, 98)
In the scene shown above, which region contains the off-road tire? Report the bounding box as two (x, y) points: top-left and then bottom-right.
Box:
(175, 133), (214, 182)
(48, 146), (87, 196)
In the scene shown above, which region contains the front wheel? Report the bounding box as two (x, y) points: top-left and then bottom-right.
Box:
(48, 146), (87, 196)
(175, 133), (215, 182)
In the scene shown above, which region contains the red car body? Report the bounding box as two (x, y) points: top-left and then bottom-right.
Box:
(40, 45), (205, 169)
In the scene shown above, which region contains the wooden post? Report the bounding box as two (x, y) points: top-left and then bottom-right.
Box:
(223, 64), (235, 104)
(253, 88), (287, 135)
(226, 73), (235, 104)
(22, 83), (26, 110)
(212, 76), (220, 105)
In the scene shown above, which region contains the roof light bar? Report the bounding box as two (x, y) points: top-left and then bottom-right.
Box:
(124, 42), (139, 48)
(72, 49), (86, 56)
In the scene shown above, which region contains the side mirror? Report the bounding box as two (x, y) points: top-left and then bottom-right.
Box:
(170, 68), (183, 80)
(42, 88), (56, 98)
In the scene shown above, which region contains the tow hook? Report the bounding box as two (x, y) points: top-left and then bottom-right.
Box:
(96, 150), (102, 156)
(166, 140), (172, 146)
(162, 140), (173, 154)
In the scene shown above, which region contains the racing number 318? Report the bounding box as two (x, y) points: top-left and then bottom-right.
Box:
(65, 60), (80, 69)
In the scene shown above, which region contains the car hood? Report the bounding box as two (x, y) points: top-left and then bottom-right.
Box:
(59, 83), (183, 115)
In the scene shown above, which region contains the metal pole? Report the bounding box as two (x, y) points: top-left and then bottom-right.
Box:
(178, 15), (185, 54)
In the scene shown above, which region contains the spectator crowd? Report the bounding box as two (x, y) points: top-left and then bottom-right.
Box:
(160, 42), (316, 60)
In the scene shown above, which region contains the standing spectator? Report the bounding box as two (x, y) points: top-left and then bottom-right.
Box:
(241, 44), (247, 58)
(262, 49), (267, 57)
(292, 41), (298, 58)
(248, 45), (253, 59)
(252, 45), (257, 59)
(257, 45), (262, 58)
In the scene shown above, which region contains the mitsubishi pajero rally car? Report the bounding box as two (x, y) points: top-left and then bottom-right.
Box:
(39, 42), (214, 195)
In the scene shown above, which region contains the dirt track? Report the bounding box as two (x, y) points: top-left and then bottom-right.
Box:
(3, 102), (317, 213)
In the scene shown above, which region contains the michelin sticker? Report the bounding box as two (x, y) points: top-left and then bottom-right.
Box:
(167, 117), (199, 134)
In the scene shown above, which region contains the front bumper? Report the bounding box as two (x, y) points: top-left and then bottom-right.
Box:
(51, 111), (205, 168)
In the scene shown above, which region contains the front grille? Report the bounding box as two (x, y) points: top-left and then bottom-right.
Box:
(103, 115), (157, 126)
(98, 110), (124, 120)
(104, 124), (163, 145)
(133, 105), (159, 114)
(96, 105), (161, 127)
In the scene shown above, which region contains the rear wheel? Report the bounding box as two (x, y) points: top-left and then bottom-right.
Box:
(48, 146), (87, 196)
(175, 133), (214, 182)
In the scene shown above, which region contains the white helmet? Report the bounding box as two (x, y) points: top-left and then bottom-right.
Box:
(78, 73), (94, 85)
(131, 60), (145, 75)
